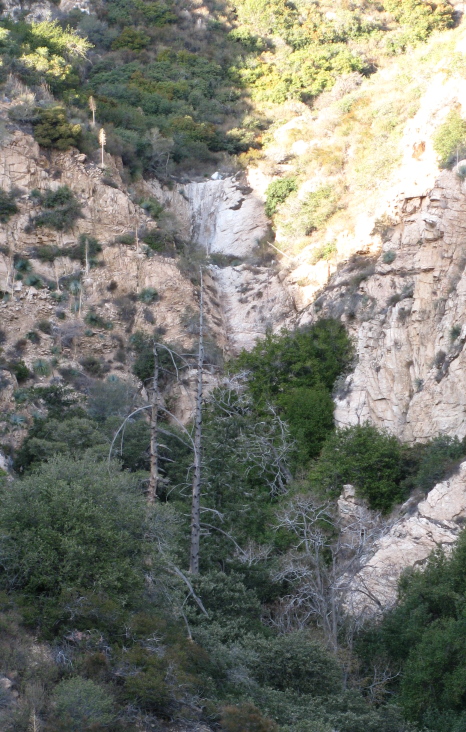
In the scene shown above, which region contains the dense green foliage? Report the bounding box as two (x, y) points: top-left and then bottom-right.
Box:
(310, 426), (466, 512)
(361, 531), (466, 730)
(0, 187), (18, 222)
(236, 319), (352, 401)
(0, 0), (456, 176)
(236, 319), (353, 462)
(2, 317), (466, 730)
(265, 178), (297, 217)
(28, 185), (82, 231)
(53, 677), (115, 731)
(0, 457), (148, 604)
(0, 19), (91, 92)
(33, 106), (82, 149)
(0, 0), (464, 727)
(433, 108), (466, 168)
(310, 424), (405, 512)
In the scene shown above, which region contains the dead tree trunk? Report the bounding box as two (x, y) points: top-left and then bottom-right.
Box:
(190, 271), (204, 574)
(148, 341), (160, 503)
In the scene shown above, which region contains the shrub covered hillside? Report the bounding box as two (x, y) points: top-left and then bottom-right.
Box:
(2, 0), (466, 731)
(2, 319), (466, 731)
(0, 0), (457, 177)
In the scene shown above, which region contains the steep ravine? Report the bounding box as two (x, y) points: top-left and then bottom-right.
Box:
(3, 102), (466, 615)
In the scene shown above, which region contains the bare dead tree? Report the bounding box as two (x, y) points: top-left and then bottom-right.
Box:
(237, 403), (293, 496)
(272, 494), (387, 654)
(147, 341), (160, 503)
(206, 374), (294, 497)
(190, 270), (204, 574)
(109, 341), (194, 505)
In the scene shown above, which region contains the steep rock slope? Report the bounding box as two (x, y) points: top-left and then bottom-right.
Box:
(310, 166), (466, 443)
(349, 462), (466, 613)
(146, 173), (296, 350)
(0, 127), (228, 451)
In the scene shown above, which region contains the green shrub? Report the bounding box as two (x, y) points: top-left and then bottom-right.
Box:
(298, 185), (339, 234)
(433, 109), (466, 169)
(235, 319), (352, 467)
(0, 188), (18, 222)
(142, 228), (176, 254)
(310, 241), (337, 264)
(64, 234), (102, 265)
(15, 416), (106, 469)
(80, 354), (104, 376)
(9, 360), (30, 383)
(383, 250), (396, 264)
(111, 27), (150, 51)
(138, 287), (158, 303)
(221, 703), (279, 732)
(33, 358), (52, 377)
(116, 232), (135, 245)
(35, 244), (60, 262)
(23, 273), (44, 288)
(278, 386), (335, 463)
(362, 529), (466, 729)
(253, 631), (341, 696)
(26, 330), (40, 344)
(33, 107), (82, 150)
(236, 319), (352, 403)
(36, 319), (52, 335)
(14, 258), (32, 273)
(0, 457), (148, 604)
(53, 676), (114, 731)
(265, 177), (297, 217)
(414, 435), (465, 493)
(84, 311), (111, 329)
(450, 324), (461, 342)
(120, 646), (170, 712)
(310, 424), (405, 512)
(30, 186), (82, 232)
(140, 198), (164, 219)
(188, 570), (263, 640)
(383, 0), (455, 44)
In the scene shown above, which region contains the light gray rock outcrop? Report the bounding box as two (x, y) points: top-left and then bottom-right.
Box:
(308, 167), (466, 443)
(350, 463), (466, 613)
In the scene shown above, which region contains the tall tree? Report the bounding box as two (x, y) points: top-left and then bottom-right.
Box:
(148, 341), (160, 503)
(190, 270), (204, 574)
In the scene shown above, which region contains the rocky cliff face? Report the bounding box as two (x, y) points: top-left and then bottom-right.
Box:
(309, 166), (466, 443)
(293, 162), (466, 610)
(295, 160), (466, 610)
(0, 127), (228, 448)
(146, 172), (295, 350)
(350, 462), (466, 612)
